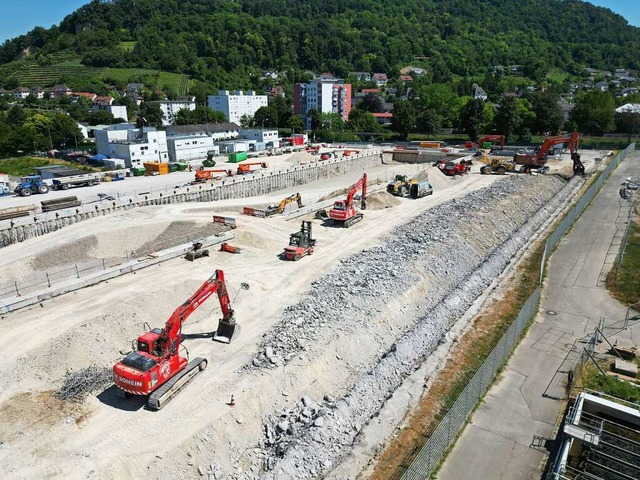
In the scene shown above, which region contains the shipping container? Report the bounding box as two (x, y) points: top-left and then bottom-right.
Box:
(228, 151), (248, 163)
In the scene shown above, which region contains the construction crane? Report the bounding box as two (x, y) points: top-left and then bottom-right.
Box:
(515, 132), (580, 171)
(113, 270), (241, 410)
(194, 168), (234, 182)
(267, 193), (303, 216)
(329, 173), (367, 228)
(237, 162), (268, 175)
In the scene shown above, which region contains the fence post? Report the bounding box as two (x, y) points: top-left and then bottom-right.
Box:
(14, 281), (20, 297)
(75, 265), (80, 279)
(46, 273), (51, 288)
(102, 259), (106, 270)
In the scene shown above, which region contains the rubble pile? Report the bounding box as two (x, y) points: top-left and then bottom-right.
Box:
(55, 365), (112, 402)
(248, 174), (582, 478)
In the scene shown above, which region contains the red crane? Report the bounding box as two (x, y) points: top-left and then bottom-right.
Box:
(515, 132), (580, 170)
(113, 270), (240, 410)
(328, 173), (367, 228)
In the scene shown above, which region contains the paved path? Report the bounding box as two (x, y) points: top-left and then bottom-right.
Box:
(438, 153), (640, 480)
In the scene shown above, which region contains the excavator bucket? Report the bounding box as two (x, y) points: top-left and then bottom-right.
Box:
(213, 320), (240, 344)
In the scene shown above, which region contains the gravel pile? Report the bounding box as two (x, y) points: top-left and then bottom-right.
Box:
(244, 174), (581, 478)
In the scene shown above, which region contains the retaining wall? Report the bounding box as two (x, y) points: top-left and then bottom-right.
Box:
(0, 151), (382, 248)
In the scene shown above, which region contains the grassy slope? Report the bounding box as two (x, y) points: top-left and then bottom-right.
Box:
(607, 221), (640, 305)
(0, 157), (98, 177)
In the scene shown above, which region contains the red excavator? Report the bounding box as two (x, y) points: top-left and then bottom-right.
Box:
(194, 168), (234, 182)
(328, 173), (367, 227)
(515, 132), (580, 171)
(237, 162), (268, 175)
(465, 135), (505, 150)
(113, 270), (240, 410)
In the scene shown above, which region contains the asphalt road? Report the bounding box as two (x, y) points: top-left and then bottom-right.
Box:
(437, 151), (640, 479)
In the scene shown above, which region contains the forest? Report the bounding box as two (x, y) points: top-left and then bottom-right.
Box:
(1, 0), (639, 88)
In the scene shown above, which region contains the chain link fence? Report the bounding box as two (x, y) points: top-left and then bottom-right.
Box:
(401, 144), (636, 479)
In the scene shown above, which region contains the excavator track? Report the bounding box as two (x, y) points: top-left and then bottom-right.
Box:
(343, 214), (364, 228)
(147, 357), (207, 411)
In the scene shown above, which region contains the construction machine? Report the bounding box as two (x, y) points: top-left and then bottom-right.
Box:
(572, 152), (585, 177)
(14, 175), (49, 197)
(113, 270), (241, 410)
(237, 162), (268, 175)
(283, 221), (316, 261)
(514, 132), (580, 171)
(387, 175), (417, 196)
(438, 159), (471, 176)
(185, 242), (209, 261)
(466, 135), (506, 151)
(328, 173), (367, 228)
(267, 193), (303, 216)
(480, 155), (518, 175)
(194, 168), (234, 183)
(220, 242), (242, 254)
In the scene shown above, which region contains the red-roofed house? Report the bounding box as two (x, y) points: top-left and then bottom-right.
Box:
(372, 112), (393, 125)
(373, 73), (388, 86)
(399, 75), (413, 82)
(71, 92), (97, 102)
(93, 95), (114, 106)
(361, 88), (380, 95)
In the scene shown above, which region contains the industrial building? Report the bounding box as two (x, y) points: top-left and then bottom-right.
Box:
(207, 90), (268, 124)
(94, 125), (169, 168)
(166, 135), (215, 163)
(238, 129), (280, 149)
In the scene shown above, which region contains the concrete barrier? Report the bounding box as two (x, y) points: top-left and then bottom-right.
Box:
(0, 151), (383, 248)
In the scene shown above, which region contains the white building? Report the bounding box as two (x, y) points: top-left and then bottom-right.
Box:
(207, 90), (268, 124)
(93, 104), (129, 122)
(13, 87), (30, 99)
(239, 129), (280, 149)
(147, 98), (196, 126)
(95, 125), (168, 168)
(166, 135), (215, 163)
(167, 123), (240, 142)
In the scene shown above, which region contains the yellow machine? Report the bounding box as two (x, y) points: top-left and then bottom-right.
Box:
(480, 155), (517, 175)
(386, 175), (418, 196)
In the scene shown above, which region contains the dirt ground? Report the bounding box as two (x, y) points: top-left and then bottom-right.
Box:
(0, 154), (591, 479)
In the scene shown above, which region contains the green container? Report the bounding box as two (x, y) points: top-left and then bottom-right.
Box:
(228, 151), (248, 163)
(169, 163), (179, 172)
(202, 159), (216, 167)
(482, 142), (493, 148)
(131, 167), (146, 176)
(175, 162), (188, 171)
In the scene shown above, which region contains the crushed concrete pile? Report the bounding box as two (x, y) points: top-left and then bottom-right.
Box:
(245, 174), (583, 478)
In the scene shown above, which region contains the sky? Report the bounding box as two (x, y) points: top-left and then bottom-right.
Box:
(0, 0), (639, 44)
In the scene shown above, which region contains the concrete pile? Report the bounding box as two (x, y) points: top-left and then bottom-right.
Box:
(245, 174), (582, 478)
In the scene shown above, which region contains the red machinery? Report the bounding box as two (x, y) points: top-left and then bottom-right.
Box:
(465, 135), (505, 150)
(438, 159), (471, 176)
(194, 168), (234, 182)
(113, 270), (240, 410)
(515, 132), (580, 170)
(283, 221), (316, 261)
(220, 242), (242, 254)
(237, 162), (268, 175)
(328, 173), (367, 228)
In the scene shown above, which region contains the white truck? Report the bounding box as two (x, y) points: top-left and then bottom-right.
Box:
(52, 173), (102, 190)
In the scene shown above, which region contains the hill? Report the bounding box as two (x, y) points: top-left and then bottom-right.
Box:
(0, 0), (639, 90)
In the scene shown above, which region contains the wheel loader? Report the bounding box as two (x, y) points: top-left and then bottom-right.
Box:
(480, 155), (517, 175)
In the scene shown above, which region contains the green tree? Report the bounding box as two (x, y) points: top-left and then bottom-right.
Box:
(391, 100), (416, 139)
(346, 109), (379, 132)
(416, 108), (441, 136)
(494, 95), (520, 142)
(137, 102), (164, 129)
(7, 105), (26, 126)
(615, 111), (640, 142)
(86, 109), (116, 125)
(320, 113), (346, 131)
(418, 84), (459, 127)
(570, 91), (615, 135)
(357, 94), (384, 113)
(530, 91), (564, 135)
(287, 114), (304, 133)
(459, 98), (485, 141)
(307, 108), (322, 131)
(253, 104), (279, 128)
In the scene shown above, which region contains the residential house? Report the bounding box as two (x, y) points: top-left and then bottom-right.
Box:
(472, 84), (488, 101)
(13, 87), (30, 99)
(400, 66), (425, 76)
(50, 84), (71, 98)
(399, 75), (413, 83)
(615, 103), (640, 114)
(372, 73), (388, 87)
(126, 83), (145, 93)
(30, 86), (44, 99)
(349, 72), (372, 81)
(147, 97), (196, 126)
(92, 95), (128, 122)
(318, 72), (337, 80)
(207, 90), (268, 124)
(619, 87), (639, 98)
(266, 86), (285, 97)
(558, 98), (574, 122)
(72, 92), (97, 102)
(293, 78), (352, 129)
(372, 112), (393, 125)
(262, 71), (279, 80)
(594, 81), (609, 92)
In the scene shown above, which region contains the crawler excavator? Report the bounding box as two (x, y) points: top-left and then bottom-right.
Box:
(328, 173), (367, 227)
(515, 132), (580, 172)
(237, 162), (268, 175)
(113, 270), (241, 410)
(266, 193), (303, 216)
